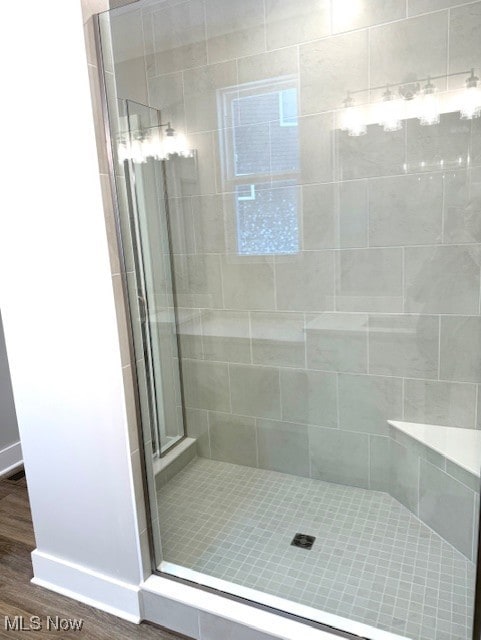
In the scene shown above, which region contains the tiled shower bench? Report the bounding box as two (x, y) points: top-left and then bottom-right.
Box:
(388, 421), (481, 561)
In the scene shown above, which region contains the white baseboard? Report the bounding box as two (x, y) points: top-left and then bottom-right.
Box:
(0, 440), (22, 478)
(31, 550), (141, 623)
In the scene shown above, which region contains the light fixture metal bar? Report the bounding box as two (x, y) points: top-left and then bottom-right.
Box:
(347, 68), (477, 99)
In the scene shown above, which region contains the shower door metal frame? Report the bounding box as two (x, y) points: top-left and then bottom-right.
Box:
(122, 99), (188, 459)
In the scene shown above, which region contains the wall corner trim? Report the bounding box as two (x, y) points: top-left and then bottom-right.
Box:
(0, 440), (22, 478)
(31, 550), (141, 624)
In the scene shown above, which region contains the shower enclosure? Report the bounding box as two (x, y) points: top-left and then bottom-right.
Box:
(98, 1), (481, 638)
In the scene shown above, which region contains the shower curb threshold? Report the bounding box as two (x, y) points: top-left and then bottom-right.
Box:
(142, 571), (408, 640)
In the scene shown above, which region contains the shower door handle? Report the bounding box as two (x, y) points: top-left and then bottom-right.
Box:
(138, 296), (147, 324)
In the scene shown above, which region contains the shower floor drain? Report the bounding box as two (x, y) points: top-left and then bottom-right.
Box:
(291, 533), (315, 550)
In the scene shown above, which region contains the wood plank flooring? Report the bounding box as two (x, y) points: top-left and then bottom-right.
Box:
(0, 471), (187, 639)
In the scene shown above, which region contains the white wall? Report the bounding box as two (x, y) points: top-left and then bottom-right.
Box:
(0, 311), (21, 475)
(0, 0), (144, 620)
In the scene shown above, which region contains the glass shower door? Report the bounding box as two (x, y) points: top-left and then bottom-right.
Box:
(99, 1), (481, 638)
(122, 99), (185, 456)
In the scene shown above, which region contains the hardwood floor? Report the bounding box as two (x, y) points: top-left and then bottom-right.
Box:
(0, 471), (187, 639)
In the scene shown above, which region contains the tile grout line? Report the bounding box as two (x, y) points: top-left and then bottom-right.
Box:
(203, 0), (209, 67)
(447, 8), (451, 85)
(248, 311), (254, 365)
(147, 4), (469, 78)
(438, 315), (442, 381)
(475, 383), (479, 429)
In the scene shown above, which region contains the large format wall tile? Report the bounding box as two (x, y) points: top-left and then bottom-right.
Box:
(370, 435), (390, 491)
(419, 459), (475, 559)
(148, 71), (185, 133)
(336, 248), (403, 312)
(209, 411), (257, 466)
(229, 364), (281, 419)
(300, 30), (368, 115)
(302, 184), (337, 250)
(332, 0), (405, 33)
(177, 308), (204, 360)
(405, 245), (481, 314)
(406, 113), (472, 172)
(309, 427), (370, 488)
(251, 312), (305, 368)
(237, 47), (299, 85)
(152, 0), (207, 74)
(280, 369), (338, 427)
(184, 408), (210, 457)
(440, 317), (481, 383)
(166, 132), (217, 197)
(192, 195), (227, 254)
(336, 125), (406, 181)
(275, 251), (335, 312)
(369, 315), (439, 379)
(408, 0), (470, 16)
(306, 313), (368, 373)
(115, 58), (148, 105)
(222, 257), (275, 310)
(339, 180), (368, 248)
(182, 359), (230, 412)
(338, 374), (403, 435)
(390, 439), (419, 514)
(368, 174), (443, 247)
(257, 419), (309, 476)
(370, 12), (448, 87)
(205, 0), (265, 64)
(299, 113), (334, 184)
(265, 0), (330, 50)
(444, 169), (481, 244)
(201, 309), (251, 364)
(404, 379), (477, 428)
(183, 61), (237, 133)
(173, 254), (223, 308)
(449, 2), (481, 75)
(168, 197), (196, 254)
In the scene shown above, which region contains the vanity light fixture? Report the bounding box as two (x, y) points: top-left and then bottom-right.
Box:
(118, 121), (194, 164)
(419, 77), (440, 126)
(460, 69), (481, 120)
(379, 86), (403, 132)
(339, 67), (481, 133)
(339, 92), (367, 137)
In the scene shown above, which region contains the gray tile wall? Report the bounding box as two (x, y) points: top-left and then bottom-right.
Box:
(108, 0), (481, 492)
(390, 425), (480, 561)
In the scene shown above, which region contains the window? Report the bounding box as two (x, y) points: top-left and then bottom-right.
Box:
(218, 77), (300, 256)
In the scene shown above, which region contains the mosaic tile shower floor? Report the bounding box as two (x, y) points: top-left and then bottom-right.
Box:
(157, 458), (475, 640)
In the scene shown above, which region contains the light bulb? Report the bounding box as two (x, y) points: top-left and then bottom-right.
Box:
(174, 131), (193, 156)
(117, 137), (130, 164)
(419, 79), (440, 126)
(379, 87), (403, 132)
(339, 94), (367, 137)
(460, 69), (481, 120)
(332, 0), (362, 31)
(143, 129), (163, 160)
(162, 133), (178, 157)
(130, 136), (147, 164)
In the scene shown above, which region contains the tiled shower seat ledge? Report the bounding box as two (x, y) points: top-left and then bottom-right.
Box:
(388, 422), (481, 479)
(388, 421), (480, 560)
